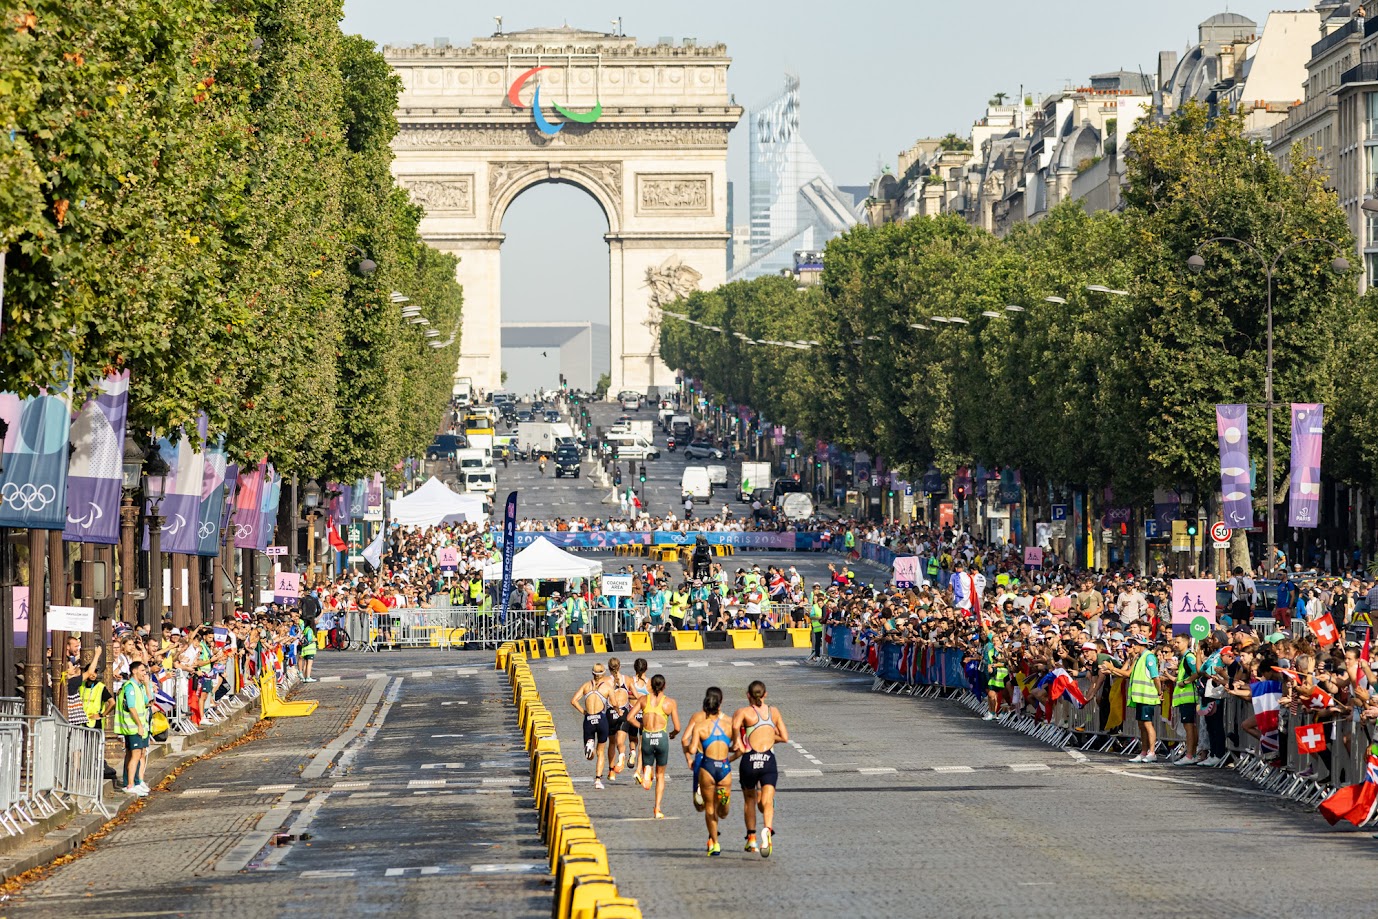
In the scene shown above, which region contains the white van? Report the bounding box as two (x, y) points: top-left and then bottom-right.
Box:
(681, 466), (712, 504)
(455, 447), (490, 473)
(706, 464), (729, 487)
(603, 432), (660, 460)
(463, 469), (496, 496)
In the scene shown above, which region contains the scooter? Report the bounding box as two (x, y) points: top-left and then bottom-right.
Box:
(667, 437), (677, 453)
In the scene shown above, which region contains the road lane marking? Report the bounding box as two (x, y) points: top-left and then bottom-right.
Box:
(731, 662), (755, 667)
(421, 763), (466, 769)
(385, 866), (441, 876)
(317, 676), (341, 683)
(933, 766), (975, 773)
(858, 767), (896, 774)
(411, 671), (434, 678)
(305, 676), (401, 781)
(409, 779), (446, 788)
(547, 666), (569, 672)
(432, 734), (463, 738)
(687, 661), (708, 668)
(301, 869), (356, 878)
(180, 788), (221, 797)
(257, 784), (297, 792)
(1066, 750), (1089, 764)
(784, 768), (822, 777)
(441, 700), (469, 705)
(366, 672), (386, 680)
(1009, 763), (1050, 772)
(332, 781), (370, 790)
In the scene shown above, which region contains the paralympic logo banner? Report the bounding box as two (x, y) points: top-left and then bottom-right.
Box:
(257, 465), (281, 552)
(63, 371), (130, 544)
(232, 461), (266, 550)
(1289, 403), (1324, 529)
(144, 424), (206, 555)
(507, 66), (602, 136)
(1215, 404), (1252, 527)
(0, 384), (73, 530)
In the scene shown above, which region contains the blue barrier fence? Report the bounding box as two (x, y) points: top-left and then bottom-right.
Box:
(825, 626), (974, 690)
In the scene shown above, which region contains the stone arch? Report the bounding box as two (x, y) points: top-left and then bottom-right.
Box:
(487, 160), (624, 236)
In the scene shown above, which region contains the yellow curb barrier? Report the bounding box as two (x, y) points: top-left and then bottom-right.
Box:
(728, 629), (764, 649)
(626, 633), (651, 651)
(672, 631), (704, 651)
(590, 634), (608, 653)
(787, 627), (812, 648)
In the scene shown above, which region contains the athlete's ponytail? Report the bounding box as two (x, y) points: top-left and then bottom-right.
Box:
(651, 673), (666, 694)
(748, 680), (766, 704)
(608, 657), (621, 675)
(703, 686), (722, 715)
(634, 658), (648, 676)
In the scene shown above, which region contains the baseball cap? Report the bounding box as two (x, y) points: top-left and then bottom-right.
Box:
(1265, 631), (1288, 644)
(1080, 642), (1098, 650)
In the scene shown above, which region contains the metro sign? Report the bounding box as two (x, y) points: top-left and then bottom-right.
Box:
(507, 66), (603, 136)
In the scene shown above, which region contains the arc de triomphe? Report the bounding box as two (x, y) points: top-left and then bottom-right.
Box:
(385, 28), (743, 396)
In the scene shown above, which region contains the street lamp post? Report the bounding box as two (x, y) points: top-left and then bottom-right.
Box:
(302, 480), (321, 587)
(1187, 238), (1349, 573)
(119, 436), (145, 627)
(143, 442), (170, 627)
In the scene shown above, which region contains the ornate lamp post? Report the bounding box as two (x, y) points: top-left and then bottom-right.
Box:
(302, 479), (321, 587)
(143, 442), (170, 626)
(119, 436), (145, 627)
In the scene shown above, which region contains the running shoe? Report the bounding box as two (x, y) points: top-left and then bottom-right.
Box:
(613, 752), (625, 775)
(639, 769), (652, 791)
(134, 782), (150, 793)
(606, 771), (616, 783)
(982, 712), (995, 721)
(654, 810), (666, 819)
(594, 778), (605, 790)
(1128, 754), (1145, 763)
(584, 739), (595, 761)
(1141, 753), (1157, 764)
(628, 749), (638, 769)
(744, 834), (758, 852)
(1173, 756), (1198, 767)
(694, 787), (704, 807)
(707, 840), (721, 857)
(760, 826), (772, 858)
(1198, 755), (1222, 767)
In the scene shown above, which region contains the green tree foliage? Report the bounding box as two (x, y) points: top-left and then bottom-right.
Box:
(0, 0), (461, 480)
(660, 102), (1369, 504)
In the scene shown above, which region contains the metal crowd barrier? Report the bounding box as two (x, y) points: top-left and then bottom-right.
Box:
(829, 627), (1378, 817)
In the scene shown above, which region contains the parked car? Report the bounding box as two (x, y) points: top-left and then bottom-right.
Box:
(683, 440), (724, 461)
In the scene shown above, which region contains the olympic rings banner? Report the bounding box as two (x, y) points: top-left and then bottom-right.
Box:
(195, 436), (230, 558)
(232, 461), (267, 550)
(0, 384), (74, 530)
(494, 531), (827, 551)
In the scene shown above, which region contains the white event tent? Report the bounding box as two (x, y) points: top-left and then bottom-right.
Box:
(484, 536), (602, 581)
(389, 477), (488, 527)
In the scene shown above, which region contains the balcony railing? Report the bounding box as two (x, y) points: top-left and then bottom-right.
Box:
(1342, 62), (1378, 86)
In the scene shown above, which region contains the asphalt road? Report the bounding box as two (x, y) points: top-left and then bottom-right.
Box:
(16, 640), (1378, 919)
(465, 399), (743, 521)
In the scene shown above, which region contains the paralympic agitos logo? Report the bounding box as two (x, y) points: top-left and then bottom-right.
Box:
(507, 66), (603, 136)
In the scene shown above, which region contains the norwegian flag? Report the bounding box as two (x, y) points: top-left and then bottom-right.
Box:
(1308, 613), (1340, 648)
(1295, 722), (1327, 755)
(1320, 745), (1378, 826)
(1049, 668), (1087, 707)
(1251, 679), (1282, 755)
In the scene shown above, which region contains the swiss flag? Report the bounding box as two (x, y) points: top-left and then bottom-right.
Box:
(1308, 687), (1337, 710)
(1308, 613), (1340, 648)
(328, 527), (347, 553)
(1296, 723), (1327, 755)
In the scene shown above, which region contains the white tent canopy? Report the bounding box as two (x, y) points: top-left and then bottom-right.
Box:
(389, 476), (488, 527)
(484, 536), (603, 581)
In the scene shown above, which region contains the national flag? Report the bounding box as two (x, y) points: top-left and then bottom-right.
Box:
(1363, 627), (1372, 664)
(1252, 679), (1282, 755)
(1308, 686), (1336, 710)
(1319, 745), (1378, 826)
(152, 686), (177, 714)
(1274, 667), (1306, 683)
(1048, 667), (1087, 707)
(1308, 612), (1339, 648)
(213, 627), (229, 648)
(1295, 722), (1327, 755)
(327, 521), (347, 553)
(1104, 676), (1127, 732)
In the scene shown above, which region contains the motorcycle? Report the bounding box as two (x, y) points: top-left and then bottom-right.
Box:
(667, 437), (677, 453)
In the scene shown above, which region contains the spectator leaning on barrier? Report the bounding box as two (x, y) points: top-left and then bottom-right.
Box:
(1166, 634), (1201, 765)
(1102, 638), (1162, 763)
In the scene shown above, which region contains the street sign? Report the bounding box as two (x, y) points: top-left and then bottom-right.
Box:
(1051, 504), (1068, 521)
(1144, 519), (1160, 539)
(1210, 521), (1232, 549)
(1048, 520), (1067, 539)
(904, 483), (913, 496)
(1171, 519), (1191, 552)
(871, 475), (879, 487)
(1190, 616), (1211, 640)
(348, 524), (362, 545)
(265, 545), (288, 557)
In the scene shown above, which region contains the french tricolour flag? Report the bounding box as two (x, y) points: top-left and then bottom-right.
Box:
(1049, 668), (1087, 707)
(1252, 679), (1283, 753)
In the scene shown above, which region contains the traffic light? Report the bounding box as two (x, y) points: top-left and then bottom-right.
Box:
(639, 464), (647, 484)
(1186, 522), (1198, 537)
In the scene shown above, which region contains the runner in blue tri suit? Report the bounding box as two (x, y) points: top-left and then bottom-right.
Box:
(687, 686), (737, 856)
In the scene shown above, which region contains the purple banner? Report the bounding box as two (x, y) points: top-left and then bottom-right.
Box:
(232, 462), (266, 550)
(1216, 404), (1252, 528)
(500, 491), (517, 621)
(1289, 403), (1324, 528)
(329, 481), (352, 527)
(0, 385), (73, 530)
(63, 371), (130, 544)
(365, 473), (384, 518)
(195, 436), (229, 558)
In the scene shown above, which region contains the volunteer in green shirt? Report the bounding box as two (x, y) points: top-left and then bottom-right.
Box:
(116, 659), (153, 796)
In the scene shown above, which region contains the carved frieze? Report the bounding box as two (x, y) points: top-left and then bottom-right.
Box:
(637, 174), (712, 215)
(394, 125), (731, 149)
(401, 175), (475, 214)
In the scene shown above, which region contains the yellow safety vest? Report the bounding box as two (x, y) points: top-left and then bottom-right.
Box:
(79, 680), (106, 729)
(1172, 652), (1198, 706)
(1128, 652), (1160, 706)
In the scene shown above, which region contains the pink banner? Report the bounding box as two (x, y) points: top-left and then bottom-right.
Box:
(1289, 404), (1324, 529)
(1216, 404), (1252, 528)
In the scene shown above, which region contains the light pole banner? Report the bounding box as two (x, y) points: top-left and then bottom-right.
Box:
(63, 370), (130, 544)
(500, 491), (518, 623)
(232, 461), (266, 549)
(195, 435), (229, 558)
(256, 465), (281, 551)
(0, 385), (73, 530)
(145, 425), (206, 555)
(1289, 403), (1324, 529)
(1215, 404), (1253, 528)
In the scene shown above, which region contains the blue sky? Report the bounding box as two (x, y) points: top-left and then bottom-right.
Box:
(342, 0), (1277, 392)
